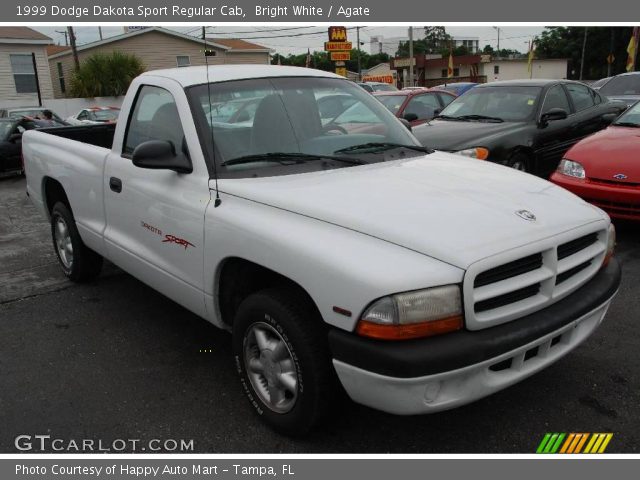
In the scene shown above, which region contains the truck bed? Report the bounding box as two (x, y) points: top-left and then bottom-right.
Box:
(38, 123), (116, 150)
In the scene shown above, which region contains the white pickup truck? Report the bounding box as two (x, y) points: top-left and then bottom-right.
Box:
(24, 65), (621, 435)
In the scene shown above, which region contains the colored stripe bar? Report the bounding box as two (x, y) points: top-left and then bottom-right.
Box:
(544, 433), (560, 453)
(549, 433), (566, 453)
(598, 434), (613, 453)
(574, 433), (589, 453)
(560, 433), (575, 454)
(536, 433), (552, 454)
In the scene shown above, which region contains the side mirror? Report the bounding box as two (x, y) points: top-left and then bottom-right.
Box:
(398, 118), (412, 131)
(540, 108), (568, 126)
(403, 112), (418, 122)
(9, 133), (22, 143)
(433, 108), (442, 117)
(601, 113), (617, 125)
(132, 140), (192, 174)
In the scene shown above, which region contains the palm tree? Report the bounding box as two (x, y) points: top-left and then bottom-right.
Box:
(70, 51), (145, 97)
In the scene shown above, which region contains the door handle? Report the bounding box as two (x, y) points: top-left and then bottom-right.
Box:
(109, 177), (122, 193)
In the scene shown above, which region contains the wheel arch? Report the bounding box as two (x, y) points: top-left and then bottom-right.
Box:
(42, 176), (71, 220)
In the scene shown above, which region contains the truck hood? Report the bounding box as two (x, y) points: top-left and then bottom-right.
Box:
(411, 119), (527, 151)
(218, 153), (605, 269)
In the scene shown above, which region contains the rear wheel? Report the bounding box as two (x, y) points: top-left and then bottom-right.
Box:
(51, 202), (103, 282)
(232, 288), (337, 436)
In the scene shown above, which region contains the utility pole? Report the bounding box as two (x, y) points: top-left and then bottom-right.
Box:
(55, 30), (68, 46)
(408, 26), (414, 87)
(494, 27), (500, 55)
(68, 26), (80, 71)
(98, 27), (103, 41)
(356, 26), (362, 81)
(579, 27), (588, 80)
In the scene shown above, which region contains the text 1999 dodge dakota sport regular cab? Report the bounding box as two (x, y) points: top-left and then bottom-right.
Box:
(23, 65), (621, 435)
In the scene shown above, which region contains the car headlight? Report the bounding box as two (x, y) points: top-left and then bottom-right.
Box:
(356, 285), (463, 340)
(557, 159), (586, 179)
(455, 147), (490, 160)
(603, 223), (616, 267)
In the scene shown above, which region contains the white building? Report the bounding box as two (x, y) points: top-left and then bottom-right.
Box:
(370, 29), (479, 56)
(481, 58), (568, 83)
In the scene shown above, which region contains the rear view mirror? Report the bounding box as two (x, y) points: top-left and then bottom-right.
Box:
(540, 108), (568, 125)
(403, 113), (418, 122)
(132, 140), (192, 174)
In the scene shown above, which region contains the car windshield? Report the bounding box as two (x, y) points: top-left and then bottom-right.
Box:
(9, 109), (63, 122)
(93, 110), (119, 121)
(599, 75), (640, 96)
(376, 95), (406, 115)
(612, 101), (640, 127)
(370, 83), (397, 92)
(439, 85), (542, 122)
(187, 76), (422, 178)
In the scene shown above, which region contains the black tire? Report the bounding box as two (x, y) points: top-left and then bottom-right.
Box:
(506, 152), (531, 173)
(51, 201), (103, 282)
(232, 287), (338, 436)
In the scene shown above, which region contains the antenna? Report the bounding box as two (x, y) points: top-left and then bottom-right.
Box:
(203, 26), (222, 208)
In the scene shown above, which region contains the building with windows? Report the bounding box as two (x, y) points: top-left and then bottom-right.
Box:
(370, 29), (479, 56)
(0, 27), (54, 107)
(46, 27), (271, 98)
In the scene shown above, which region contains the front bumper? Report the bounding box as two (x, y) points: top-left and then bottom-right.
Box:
(551, 173), (640, 221)
(329, 259), (621, 415)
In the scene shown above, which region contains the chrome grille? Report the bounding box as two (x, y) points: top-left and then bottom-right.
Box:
(464, 227), (608, 330)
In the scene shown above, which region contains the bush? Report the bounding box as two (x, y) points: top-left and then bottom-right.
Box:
(69, 51), (145, 97)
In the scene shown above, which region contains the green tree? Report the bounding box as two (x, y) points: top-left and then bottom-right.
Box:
(535, 27), (635, 79)
(70, 51), (145, 97)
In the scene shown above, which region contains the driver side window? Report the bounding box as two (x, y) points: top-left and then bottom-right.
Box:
(541, 85), (571, 115)
(124, 85), (185, 156)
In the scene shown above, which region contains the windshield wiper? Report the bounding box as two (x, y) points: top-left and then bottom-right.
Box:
(612, 121), (640, 128)
(220, 152), (365, 167)
(334, 142), (432, 154)
(455, 114), (504, 122)
(434, 114), (463, 121)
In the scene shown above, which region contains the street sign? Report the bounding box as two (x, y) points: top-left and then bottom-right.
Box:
(331, 52), (351, 61)
(328, 26), (348, 42)
(325, 41), (352, 51)
(335, 67), (347, 77)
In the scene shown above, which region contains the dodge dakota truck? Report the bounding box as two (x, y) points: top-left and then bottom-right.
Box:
(23, 65), (621, 435)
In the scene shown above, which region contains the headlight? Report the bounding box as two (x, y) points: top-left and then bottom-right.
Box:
(455, 147), (489, 160)
(603, 223), (616, 267)
(557, 159), (586, 179)
(356, 285), (463, 340)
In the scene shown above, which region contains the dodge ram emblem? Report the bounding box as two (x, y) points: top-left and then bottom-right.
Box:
(515, 209), (536, 221)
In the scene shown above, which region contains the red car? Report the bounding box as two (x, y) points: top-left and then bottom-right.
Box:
(550, 101), (640, 221)
(373, 89), (457, 127)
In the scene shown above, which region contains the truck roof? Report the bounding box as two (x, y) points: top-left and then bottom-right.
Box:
(140, 65), (342, 87)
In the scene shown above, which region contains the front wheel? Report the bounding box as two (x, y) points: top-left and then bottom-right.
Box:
(51, 202), (103, 282)
(506, 152), (531, 173)
(232, 288), (337, 436)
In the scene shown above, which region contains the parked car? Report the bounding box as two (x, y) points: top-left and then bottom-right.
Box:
(434, 82), (479, 96)
(412, 80), (627, 177)
(357, 81), (398, 93)
(23, 65), (620, 435)
(374, 89), (457, 126)
(66, 106), (121, 125)
(590, 76), (612, 90)
(0, 117), (66, 176)
(597, 72), (640, 107)
(402, 86), (428, 91)
(0, 106), (64, 123)
(550, 100), (640, 221)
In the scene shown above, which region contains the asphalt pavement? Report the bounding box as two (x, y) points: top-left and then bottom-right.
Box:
(1, 175), (638, 453)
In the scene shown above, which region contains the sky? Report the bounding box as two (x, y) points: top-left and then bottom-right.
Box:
(34, 26), (546, 56)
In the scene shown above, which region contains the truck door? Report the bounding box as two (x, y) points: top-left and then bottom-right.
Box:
(103, 82), (211, 319)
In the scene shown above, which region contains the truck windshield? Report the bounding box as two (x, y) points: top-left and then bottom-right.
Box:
(186, 76), (423, 178)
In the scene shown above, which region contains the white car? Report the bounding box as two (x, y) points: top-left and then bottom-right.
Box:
(66, 107), (120, 125)
(23, 65), (620, 436)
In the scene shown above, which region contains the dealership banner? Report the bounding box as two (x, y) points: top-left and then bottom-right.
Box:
(3, 0), (639, 22)
(2, 459), (640, 479)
